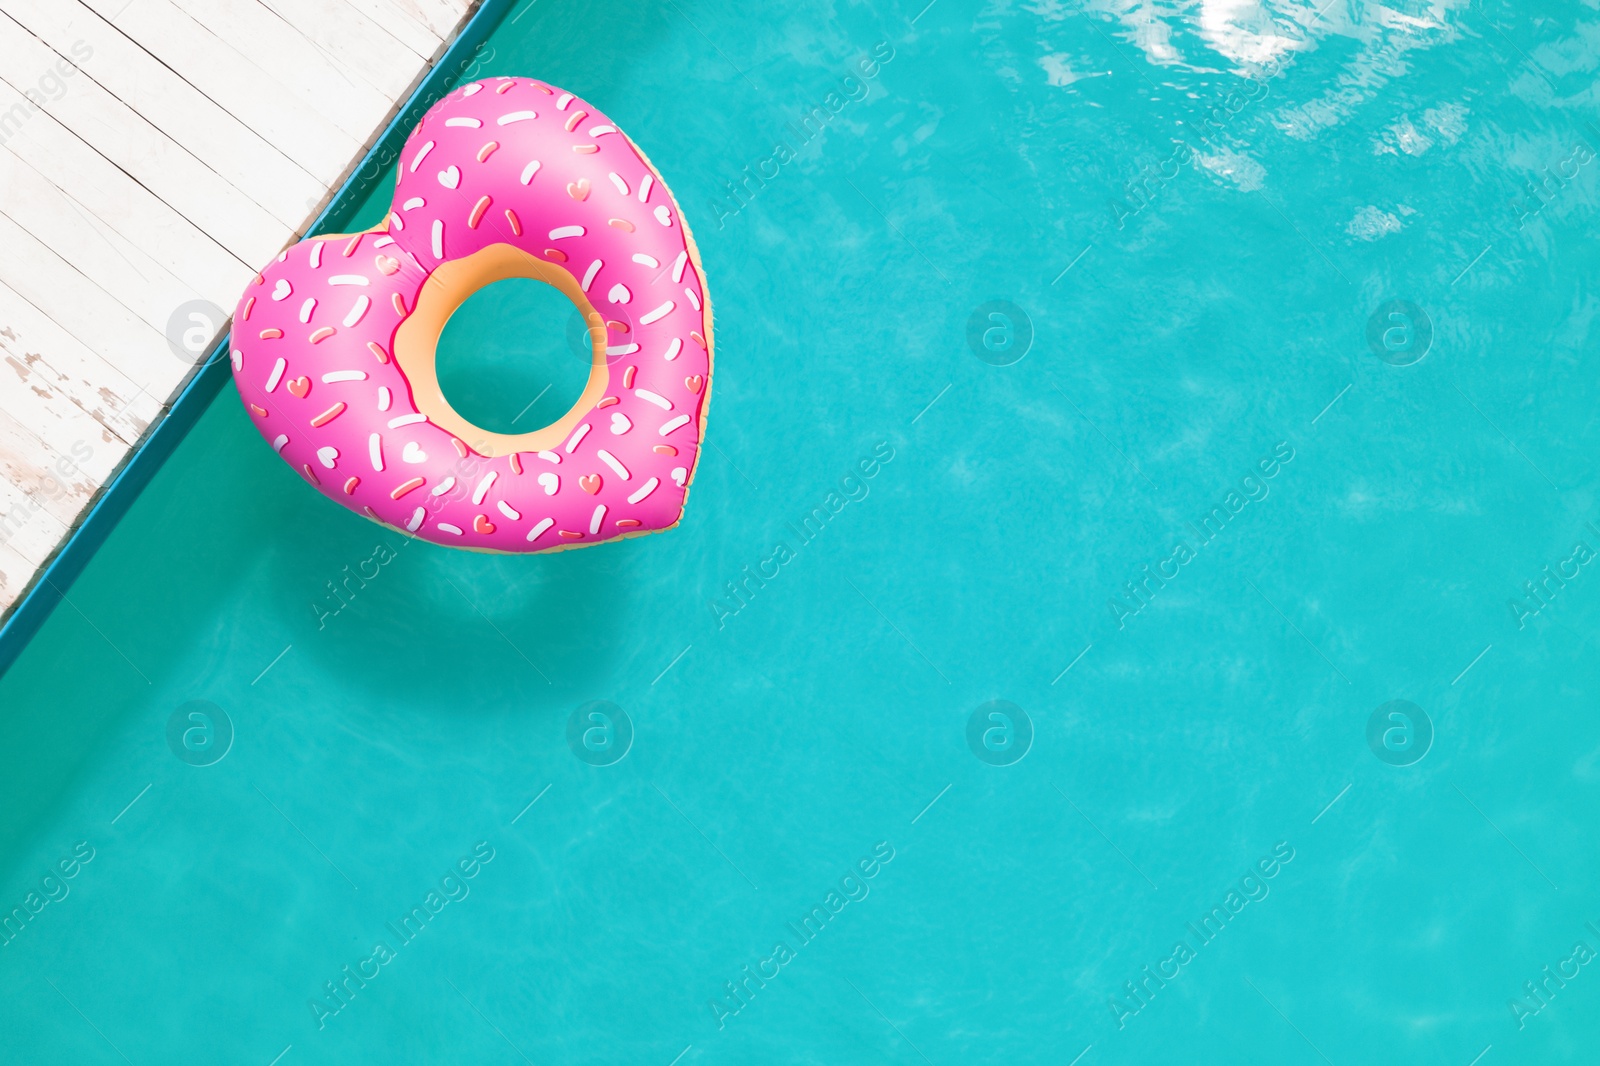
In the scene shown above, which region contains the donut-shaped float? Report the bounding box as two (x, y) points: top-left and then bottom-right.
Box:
(230, 77), (713, 552)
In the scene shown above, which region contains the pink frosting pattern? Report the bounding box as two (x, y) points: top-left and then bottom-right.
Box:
(230, 77), (712, 552)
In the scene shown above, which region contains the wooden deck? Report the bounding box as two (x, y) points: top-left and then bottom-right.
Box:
(0, 0), (475, 614)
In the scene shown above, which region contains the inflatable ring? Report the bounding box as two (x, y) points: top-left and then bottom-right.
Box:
(230, 77), (713, 552)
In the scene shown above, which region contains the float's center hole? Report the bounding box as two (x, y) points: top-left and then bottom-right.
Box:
(435, 277), (595, 434)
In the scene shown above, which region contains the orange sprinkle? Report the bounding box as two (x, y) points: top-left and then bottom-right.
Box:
(572, 145), (598, 154)
(542, 248), (568, 262)
(392, 292), (408, 316)
(596, 396), (619, 408)
(363, 506), (379, 519)
(252, 274), (263, 287)
(532, 82), (552, 94)
(242, 296), (256, 321)
(558, 530), (583, 539)
(390, 477), (425, 500)
(343, 477), (360, 494)
(309, 327), (336, 344)
(504, 208), (522, 236)
(496, 79), (516, 94)
(508, 452), (522, 475)
(616, 519), (642, 528)
(622, 365), (637, 389)
(690, 331), (706, 349)
(248, 403), (267, 417)
(343, 234), (362, 257)
(302, 464), (320, 485)
(477, 140), (499, 163)
(451, 437), (468, 458)
(607, 218), (635, 232)
(468, 194), (492, 229)
(653, 445), (677, 455)
(310, 401), (347, 427)
(564, 110), (587, 132)
(367, 341), (389, 363)
(607, 319), (630, 334)
(259, 328), (283, 340)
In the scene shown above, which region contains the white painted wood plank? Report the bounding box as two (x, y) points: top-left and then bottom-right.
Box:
(0, 282), (163, 437)
(0, 343), (130, 463)
(340, 0), (444, 59)
(2, 0), (322, 226)
(252, 0), (425, 98)
(161, 0), (398, 143)
(0, 534), (44, 607)
(382, 0), (469, 42)
(0, 412), (89, 544)
(0, 126), (254, 334)
(0, 212), (172, 397)
(0, 10), (296, 260)
(76, 0), (366, 181)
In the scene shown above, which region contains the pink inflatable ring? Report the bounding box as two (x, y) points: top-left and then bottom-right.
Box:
(230, 77), (714, 552)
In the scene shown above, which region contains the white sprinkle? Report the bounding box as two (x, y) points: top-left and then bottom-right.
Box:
(329, 275), (369, 286)
(230, 349), (242, 371)
(565, 423), (591, 453)
(438, 522), (464, 535)
(684, 287), (701, 311)
(556, 93), (574, 110)
(472, 470), (498, 504)
(431, 219), (444, 259)
(636, 389), (672, 410)
(606, 343), (640, 356)
(377, 386), (392, 411)
(654, 205), (673, 227)
(588, 125), (617, 137)
(527, 517), (554, 542)
(537, 450), (561, 465)
(639, 301), (674, 325)
(432, 476), (456, 496)
(671, 250), (688, 282)
(309, 242), (324, 269)
(608, 173), (629, 195)
(597, 449), (630, 479)
(298, 298), (317, 324)
(271, 434), (289, 453)
(265, 357), (286, 392)
(581, 259), (603, 290)
(388, 414), (427, 428)
(322, 370), (366, 383)
(638, 174), (653, 202)
(627, 477), (659, 504)
(391, 214), (404, 231)
(608, 284), (632, 304)
(497, 500), (521, 520)
(463, 83), (483, 97)
(520, 160), (541, 185)
(550, 225), (585, 240)
(344, 296), (370, 327)
(498, 110), (538, 124)
(663, 338), (682, 361)
(373, 236), (395, 248)
(369, 433), (384, 471)
(410, 140), (435, 172)
(407, 507), (425, 532)
(403, 196), (426, 211)
(589, 504), (606, 534)
(659, 415), (691, 436)
(632, 252), (659, 268)
(445, 117), (483, 128)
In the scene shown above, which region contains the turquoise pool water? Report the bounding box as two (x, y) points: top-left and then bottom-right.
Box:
(4, 0), (1600, 1062)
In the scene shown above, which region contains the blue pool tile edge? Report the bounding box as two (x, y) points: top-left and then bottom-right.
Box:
(0, 0), (522, 683)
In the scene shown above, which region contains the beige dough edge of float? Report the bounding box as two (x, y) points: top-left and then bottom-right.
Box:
(304, 132), (715, 555)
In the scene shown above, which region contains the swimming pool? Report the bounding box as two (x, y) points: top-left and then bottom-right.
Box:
(3, 0), (1599, 1062)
